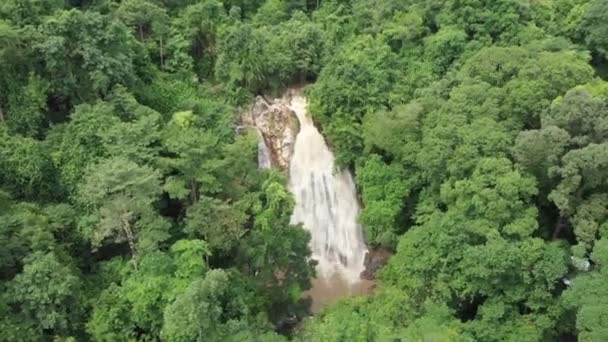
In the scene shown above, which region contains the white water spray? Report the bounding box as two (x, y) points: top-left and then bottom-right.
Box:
(256, 129), (272, 169)
(287, 94), (367, 283)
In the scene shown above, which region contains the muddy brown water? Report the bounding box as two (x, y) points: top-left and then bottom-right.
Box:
(304, 273), (375, 313)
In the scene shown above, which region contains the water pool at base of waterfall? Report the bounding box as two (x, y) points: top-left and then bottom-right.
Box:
(304, 274), (374, 313)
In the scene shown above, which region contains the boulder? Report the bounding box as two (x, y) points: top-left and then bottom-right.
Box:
(241, 95), (300, 170)
(360, 248), (392, 280)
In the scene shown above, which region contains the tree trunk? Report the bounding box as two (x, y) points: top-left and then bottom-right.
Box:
(0, 105), (4, 123)
(139, 25), (144, 41)
(190, 179), (198, 204)
(121, 214), (138, 261)
(553, 216), (567, 240)
(159, 36), (164, 68)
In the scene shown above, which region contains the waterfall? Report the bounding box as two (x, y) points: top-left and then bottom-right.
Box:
(236, 125), (271, 169)
(287, 94), (368, 283)
(256, 129), (272, 169)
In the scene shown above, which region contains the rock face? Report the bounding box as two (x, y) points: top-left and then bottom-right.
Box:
(360, 248), (392, 280)
(241, 95), (300, 170)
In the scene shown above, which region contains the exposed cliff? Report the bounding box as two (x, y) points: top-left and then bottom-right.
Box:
(240, 95), (300, 170)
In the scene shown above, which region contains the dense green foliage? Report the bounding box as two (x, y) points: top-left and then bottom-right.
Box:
(300, 1), (608, 341)
(2, 0), (608, 341)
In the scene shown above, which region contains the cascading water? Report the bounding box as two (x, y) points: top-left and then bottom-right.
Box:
(287, 94), (368, 287)
(247, 90), (372, 311)
(256, 129), (272, 170)
(235, 125), (272, 169)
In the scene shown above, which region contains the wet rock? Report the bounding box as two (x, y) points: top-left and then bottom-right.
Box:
(240, 95), (300, 170)
(360, 248), (392, 280)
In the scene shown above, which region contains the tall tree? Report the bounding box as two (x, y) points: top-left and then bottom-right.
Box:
(581, 0), (608, 60)
(0, 127), (59, 200)
(162, 269), (285, 342)
(237, 172), (315, 322)
(78, 157), (168, 259)
(8, 251), (82, 339)
(115, 0), (169, 67)
(35, 9), (137, 110)
(160, 110), (225, 204)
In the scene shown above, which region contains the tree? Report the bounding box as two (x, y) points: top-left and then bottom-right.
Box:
(88, 240), (210, 341)
(459, 46), (529, 87)
(513, 85), (608, 241)
(513, 126), (571, 198)
(215, 21), (266, 91)
(252, 0), (289, 26)
(5, 74), (48, 137)
(173, 0), (227, 77)
(35, 9), (137, 109)
(185, 196), (247, 255)
(115, 0), (169, 67)
(116, 0), (167, 42)
(570, 194), (608, 252)
(86, 283), (135, 341)
(0, 20), (22, 120)
(363, 102), (423, 161)
(221, 0), (266, 19)
(8, 251), (82, 338)
(162, 269), (285, 342)
(0, 0), (64, 25)
(0, 193), (29, 281)
(434, 0), (549, 43)
(299, 295), (469, 341)
(422, 26), (467, 75)
(298, 297), (383, 341)
(53, 90), (162, 194)
(581, 0), (608, 59)
(0, 127), (59, 200)
(101, 87), (164, 165)
(381, 158), (569, 341)
(272, 11), (328, 82)
(505, 50), (594, 127)
(564, 238), (608, 341)
(543, 89), (608, 146)
(237, 172), (315, 322)
(160, 110), (225, 204)
(550, 143), (608, 234)
(78, 157), (167, 259)
(0, 20), (17, 53)
(382, 7), (428, 50)
(0, 199), (80, 284)
(0, 19), (19, 123)
(356, 155), (409, 248)
(52, 101), (119, 194)
(309, 35), (400, 166)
